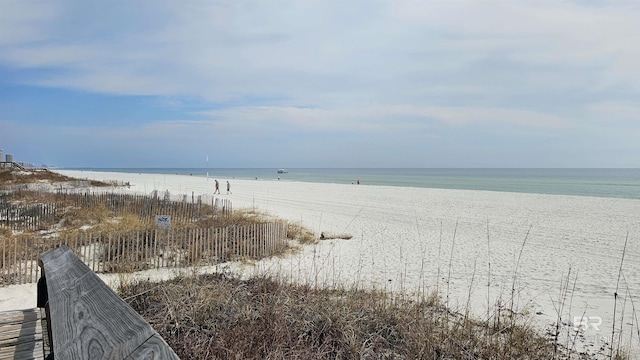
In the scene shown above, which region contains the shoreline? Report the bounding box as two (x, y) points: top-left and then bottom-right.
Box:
(58, 167), (640, 200)
(4, 169), (640, 354)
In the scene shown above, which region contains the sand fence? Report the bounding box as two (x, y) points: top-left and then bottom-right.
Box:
(0, 188), (232, 232)
(0, 187), (286, 286)
(0, 222), (288, 286)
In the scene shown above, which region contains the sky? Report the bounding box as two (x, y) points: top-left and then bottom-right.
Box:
(1, 0), (640, 168)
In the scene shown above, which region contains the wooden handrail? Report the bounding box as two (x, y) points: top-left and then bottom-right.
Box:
(37, 246), (179, 359)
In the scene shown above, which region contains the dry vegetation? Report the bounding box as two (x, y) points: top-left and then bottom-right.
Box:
(1, 191), (307, 276)
(1, 168), (309, 280)
(120, 272), (596, 360)
(0, 167), (107, 186)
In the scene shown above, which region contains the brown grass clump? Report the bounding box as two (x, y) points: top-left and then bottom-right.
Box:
(119, 273), (586, 360)
(195, 208), (272, 229)
(0, 226), (12, 238)
(59, 203), (110, 229)
(288, 222), (317, 244)
(196, 208), (318, 246)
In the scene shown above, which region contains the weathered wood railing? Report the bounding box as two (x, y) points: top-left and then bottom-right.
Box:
(37, 246), (179, 359)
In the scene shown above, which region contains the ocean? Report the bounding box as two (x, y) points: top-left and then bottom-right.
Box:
(64, 168), (640, 200)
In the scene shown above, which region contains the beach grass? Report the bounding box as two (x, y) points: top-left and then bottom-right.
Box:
(119, 271), (584, 360)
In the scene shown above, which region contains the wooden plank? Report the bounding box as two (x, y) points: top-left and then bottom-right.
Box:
(2, 237), (6, 286)
(0, 309), (44, 360)
(0, 310), (40, 325)
(0, 318), (41, 336)
(39, 246), (179, 360)
(0, 310), (42, 344)
(0, 342), (43, 360)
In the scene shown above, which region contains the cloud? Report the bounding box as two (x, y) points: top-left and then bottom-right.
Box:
(587, 101), (640, 120)
(391, 1), (640, 87)
(0, 1), (58, 46)
(584, 101), (640, 137)
(197, 104), (573, 133)
(2, 0), (639, 103)
(1, 0), (640, 167)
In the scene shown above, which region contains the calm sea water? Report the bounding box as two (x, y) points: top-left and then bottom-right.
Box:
(66, 168), (640, 200)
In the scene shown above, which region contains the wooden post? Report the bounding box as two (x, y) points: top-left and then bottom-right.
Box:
(196, 228), (201, 265)
(241, 226), (245, 258)
(35, 239), (40, 284)
(185, 229), (196, 266)
(107, 233), (112, 273)
(28, 237), (34, 283)
(73, 231), (79, 257)
(222, 227), (227, 262)
(91, 233), (97, 273)
(78, 232), (84, 268)
(86, 232), (90, 272)
(192, 228), (196, 266)
(1, 237), (5, 286)
(81, 232), (87, 271)
(154, 229), (159, 269)
(144, 230), (149, 270)
(252, 224), (256, 259)
(189, 228), (194, 266)
(218, 228), (223, 262)
(166, 229), (171, 269)
(135, 231), (140, 270)
(266, 223), (271, 254)
(14, 236), (18, 285)
(213, 228), (218, 263)
(208, 228), (212, 265)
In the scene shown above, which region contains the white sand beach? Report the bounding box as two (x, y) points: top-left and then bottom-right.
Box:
(3, 170), (640, 353)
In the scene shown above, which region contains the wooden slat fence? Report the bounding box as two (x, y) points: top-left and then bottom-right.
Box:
(0, 221), (288, 286)
(0, 190), (232, 232)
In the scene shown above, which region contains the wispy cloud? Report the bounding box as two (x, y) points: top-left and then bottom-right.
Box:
(1, 0), (639, 167)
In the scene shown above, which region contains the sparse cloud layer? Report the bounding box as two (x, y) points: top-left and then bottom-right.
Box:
(1, 0), (639, 168)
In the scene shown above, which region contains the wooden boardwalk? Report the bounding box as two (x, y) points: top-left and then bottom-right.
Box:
(0, 309), (45, 360)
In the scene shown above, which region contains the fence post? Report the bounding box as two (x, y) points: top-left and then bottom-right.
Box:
(154, 229), (159, 269)
(1, 237), (5, 286)
(28, 237), (34, 283)
(13, 237), (18, 285)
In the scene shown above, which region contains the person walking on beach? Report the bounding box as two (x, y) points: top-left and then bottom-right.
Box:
(214, 179), (220, 194)
(226, 180), (231, 194)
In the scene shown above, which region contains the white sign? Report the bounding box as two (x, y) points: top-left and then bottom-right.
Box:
(156, 215), (171, 229)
